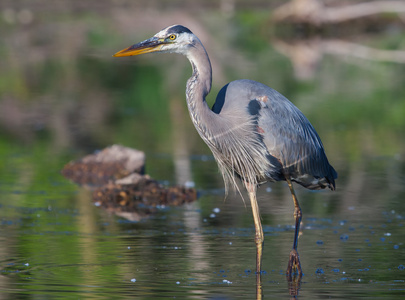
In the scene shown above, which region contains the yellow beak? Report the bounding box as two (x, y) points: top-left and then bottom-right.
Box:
(113, 37), (165, 57)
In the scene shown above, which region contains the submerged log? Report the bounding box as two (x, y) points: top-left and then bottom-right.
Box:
(62, 145), (198, 220)
(93, 174), (197, 219)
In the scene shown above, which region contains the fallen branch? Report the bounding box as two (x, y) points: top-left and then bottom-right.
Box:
(322, 39), (405, 63)
(322, 1), (405, 23)
(273, 0), (405, 24)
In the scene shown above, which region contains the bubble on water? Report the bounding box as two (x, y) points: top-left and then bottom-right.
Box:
(128, 246), (131, 249)
(24, 263), (29, 266)
(184, 181), (195, 188)
(394, 245), (399, 250)
(210, 213), (216, 218)
(266, 187), (272, 192)
(223, 279), (232, 284)
(176, 281), (180, 284)
(384, 232), (392, 236)
(229, 242), (232, 245)
(213, 207), (220, 213)
(398, 265), (404, 270)
(131, 278), (136, 282)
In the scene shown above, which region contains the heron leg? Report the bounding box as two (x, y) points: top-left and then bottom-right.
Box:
(246, 182), (263, 299)
(285, 178), (303, 280)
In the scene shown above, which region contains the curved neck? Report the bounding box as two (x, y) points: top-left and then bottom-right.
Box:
(183, 40), (268, 189)
(185, 41), (214, 139)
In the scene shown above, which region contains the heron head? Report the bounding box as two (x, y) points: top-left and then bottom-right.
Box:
(113, 25), (196, 57)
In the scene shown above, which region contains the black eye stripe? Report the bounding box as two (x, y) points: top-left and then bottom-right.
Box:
(167, 25), (192, 35)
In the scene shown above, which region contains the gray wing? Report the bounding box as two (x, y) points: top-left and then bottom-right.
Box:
(213, 79), (337, 190)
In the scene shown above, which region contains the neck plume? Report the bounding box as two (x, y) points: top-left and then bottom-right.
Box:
(183, 38), (272, 193)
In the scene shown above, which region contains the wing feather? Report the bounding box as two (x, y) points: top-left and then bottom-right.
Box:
(214, 79), (337, 190)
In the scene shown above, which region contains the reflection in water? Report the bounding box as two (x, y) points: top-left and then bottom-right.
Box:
(287, 276), (302, 298)
(0, 155), (404, 298)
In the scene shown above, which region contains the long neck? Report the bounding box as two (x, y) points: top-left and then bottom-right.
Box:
(185, 41), (215, 141)
(184, 40), (269, 190)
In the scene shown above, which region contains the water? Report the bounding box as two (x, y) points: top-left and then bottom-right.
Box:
(1, 203), (404, 299)
(0, 152), (404, 298)
(1, 1), (405, 299)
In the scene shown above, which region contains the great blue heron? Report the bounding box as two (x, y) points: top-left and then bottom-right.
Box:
(114, 25), (337, 279)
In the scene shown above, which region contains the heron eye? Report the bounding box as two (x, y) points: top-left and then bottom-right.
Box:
(169, 34), (176, 40)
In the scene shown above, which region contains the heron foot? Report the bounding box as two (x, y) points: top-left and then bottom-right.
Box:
(286, 249), (303, 281)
